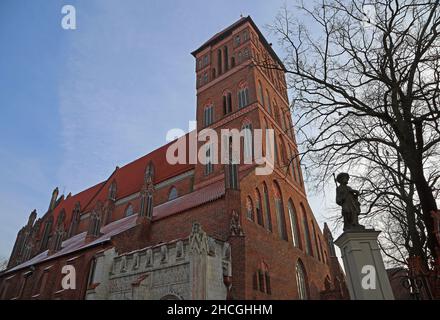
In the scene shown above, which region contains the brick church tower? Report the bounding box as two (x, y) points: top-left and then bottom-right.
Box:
(190, 16), (345, 299)
(0, 16), (347, 300)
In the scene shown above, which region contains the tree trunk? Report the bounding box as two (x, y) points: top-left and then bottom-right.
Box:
(409, 164), (439, 260)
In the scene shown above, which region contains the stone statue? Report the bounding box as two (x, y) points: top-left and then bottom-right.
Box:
(335, 173), (364, 231)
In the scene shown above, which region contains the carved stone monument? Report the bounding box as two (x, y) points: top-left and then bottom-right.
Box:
(334, 172), (394, 300)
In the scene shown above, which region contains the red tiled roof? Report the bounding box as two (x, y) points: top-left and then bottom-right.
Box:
(81, 134), (194, 212)
(48, 133), (194, 230)
(5, 181), (225, 274)
(5, 214), (138, 274)
(153, 181), (225, 220)
(49, 182), (105, 235)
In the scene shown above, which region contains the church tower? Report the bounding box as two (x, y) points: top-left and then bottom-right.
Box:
(191, 16), (303, 191)
(191, 16), (333, 299)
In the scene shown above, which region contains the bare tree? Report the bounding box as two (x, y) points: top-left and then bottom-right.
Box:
(263, 0), (440, 259)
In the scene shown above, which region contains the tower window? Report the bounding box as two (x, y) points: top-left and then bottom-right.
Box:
(244, 47), (249, 58)
(217, 49), (222, 74)
(205, 144), (214, 175)
(243, 30), (249, 41)
(204, 105), (214, 126)
(258, 81), (264, 108)
(263, 183), (272, 232)
(223, 46), (229, 71)
(223, 92), (232, 114)
(238, 87), (249, 109)
(235, 35), (241, 46)
(242, 122), (253, 162)
(274, 182), (288, 241)
(265, 91), (271, 114)
(203, 55), (209, 67)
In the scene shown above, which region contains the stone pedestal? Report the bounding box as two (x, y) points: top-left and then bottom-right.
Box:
(335, 229), (394, 300)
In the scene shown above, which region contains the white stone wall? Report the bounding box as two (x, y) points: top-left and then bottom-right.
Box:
(85, 224), (230, 300)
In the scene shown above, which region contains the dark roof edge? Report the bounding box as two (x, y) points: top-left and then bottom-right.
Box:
(1, 239), (110, 276)
(191, 16), (286, 71)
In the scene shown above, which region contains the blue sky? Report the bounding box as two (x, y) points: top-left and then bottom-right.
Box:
(0, 0), (337, 259)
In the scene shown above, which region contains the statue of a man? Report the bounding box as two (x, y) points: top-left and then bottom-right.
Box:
(335, 173), (363, 231)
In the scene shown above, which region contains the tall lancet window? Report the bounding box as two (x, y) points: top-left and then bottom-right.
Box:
(273, 182), (288, 241)
(225, 136), (238, 190)
(288, 199), (300, 248)
(89, 211), (101, 237)
(296, 260), (308, 300)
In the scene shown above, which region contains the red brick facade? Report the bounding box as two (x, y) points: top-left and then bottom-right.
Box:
(0, 16), (347, 300)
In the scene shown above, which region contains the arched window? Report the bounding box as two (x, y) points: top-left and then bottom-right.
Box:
(238, 82), (249, 109)
(273, 182), (288, 241)
(168, 187), (178, 201)
(265, 122), (275, 164)
(262, 183), (272, 231)
(289, 146), (298, 182)
(280, 107), (287, 131)
(288, 200), (300, 248)
(258, 81), (264, 107)
(312, 222), (322, 261)
(265, 90), (271, 114)
(125, 204), (134, 217)
(257, 262), (271, 294)
(244, 47), (249, 59)
(242, 120), (253, 163)
(238, 51), (243, 63)
(246, 196), (254, 221)
(274, 105), (281, 127)
(296, 260), (308, 300)
(301, 204), (313, 256)
(204, 104), (214, 126)
(204, 143), (214, 175)
(217, 49), (222, 75)
(279, 137), (288, 166)
(255, 188), (264, 226)
(273, 134), (279, 165)
(243, 30), (249, 41)
(296, 156), (303, 185)
(223, 91), (232, 114)
(235, 35), (241, 46)
(223, 46), (229, 71)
